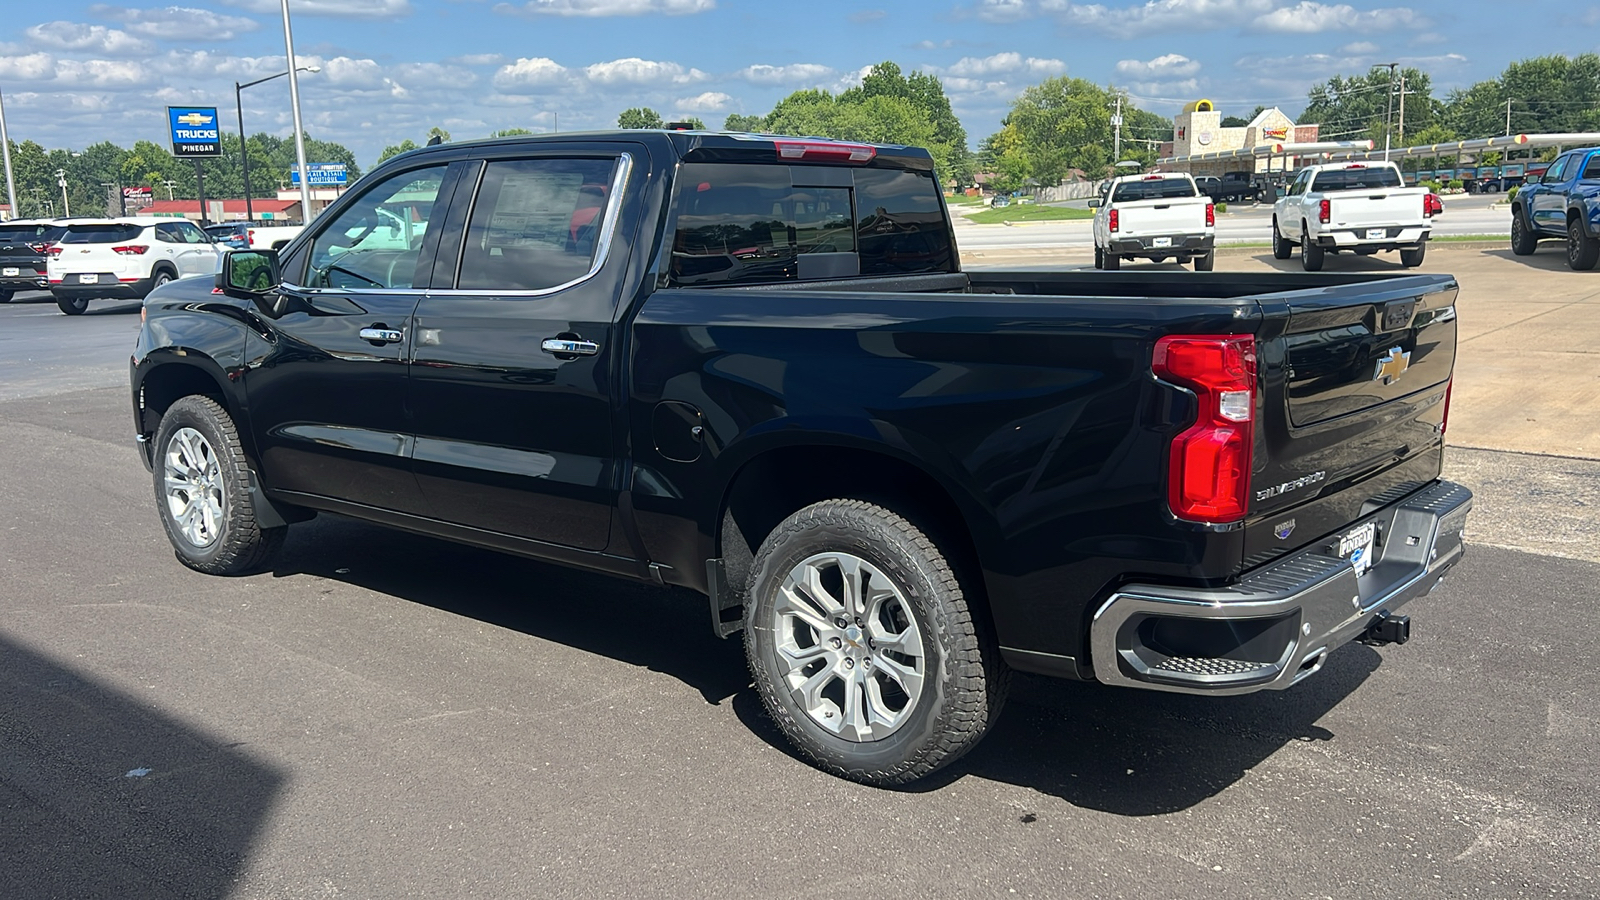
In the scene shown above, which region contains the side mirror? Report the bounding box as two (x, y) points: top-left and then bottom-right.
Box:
(1087, 198), (1102, 208)
(216, 249), (279, 299)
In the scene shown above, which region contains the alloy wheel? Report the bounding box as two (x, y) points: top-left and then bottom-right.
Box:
(163, 426), (226, 547)
(770, 552), (927, 742)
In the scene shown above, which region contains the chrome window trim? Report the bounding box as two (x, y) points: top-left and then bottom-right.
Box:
(426, 151), (634, 298)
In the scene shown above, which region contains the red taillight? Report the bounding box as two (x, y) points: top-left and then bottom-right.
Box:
(1153, 335), (1257, 523)
(248, 229), (256, 245)
(1205, 203), (1215, 227)
(27, 241), (52, 253)
(1424, 194), (1441, 217)
(772, 140), (876, 163)
(48, 246), (64, 258)
(1441, 380), (1452, 436)
(1318, 199), (1330, 224)
(111, 245), (149, 255)
(1109, 209), (1120, 232)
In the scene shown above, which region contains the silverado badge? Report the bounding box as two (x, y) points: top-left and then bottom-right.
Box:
(1373, 346), (1411, 386)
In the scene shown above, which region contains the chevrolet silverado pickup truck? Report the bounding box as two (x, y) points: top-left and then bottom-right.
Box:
(1509, 145), (1600, 270)
(1273, 161), (1435, 271)
(1090, 172), (1216, 270)
(131, 131), (1472, 785)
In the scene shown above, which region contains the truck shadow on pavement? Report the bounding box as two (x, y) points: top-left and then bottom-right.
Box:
(0, 634), (285, 899)
(1477, 247), (1598, 271)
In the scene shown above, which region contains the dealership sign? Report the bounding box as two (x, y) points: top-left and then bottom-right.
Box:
(291, 163), (349, 187)
(168, 106), (222, 158)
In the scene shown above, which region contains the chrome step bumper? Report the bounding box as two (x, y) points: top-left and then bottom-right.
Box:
(1089, 480), (1472, 695)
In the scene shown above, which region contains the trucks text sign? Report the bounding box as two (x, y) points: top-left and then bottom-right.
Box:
(168, 106), (223, 159)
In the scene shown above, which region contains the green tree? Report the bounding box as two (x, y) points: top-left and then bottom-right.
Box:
(722, 113), (765, 132)
(841, 61), (972, 184)
(618, 107), (665, 129)
(1300, 67), (1441, 146)
(426, 126), (451, 144)
(490, 128), (536, 137)
(669, 116), (707, 130)
(375, 139), (420, 167)
(1445, 54), (1600, 138)
(990, 77), (1160, 185)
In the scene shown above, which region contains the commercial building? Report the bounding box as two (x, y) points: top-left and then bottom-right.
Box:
(141, 199), (303, 224)
(1157, 100), (1321, 176)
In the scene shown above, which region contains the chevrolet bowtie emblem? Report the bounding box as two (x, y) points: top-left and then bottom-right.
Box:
(177, 112), (213, 126)
(1373, 346), (1411, 385)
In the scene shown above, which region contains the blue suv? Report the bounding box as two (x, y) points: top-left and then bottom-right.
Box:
(1510, 147), (1600, 269)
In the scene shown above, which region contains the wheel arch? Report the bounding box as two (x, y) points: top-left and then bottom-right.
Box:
(135, 353), (240, 445)
(711, 438), (998, 632)
(150, 259), (179, 279)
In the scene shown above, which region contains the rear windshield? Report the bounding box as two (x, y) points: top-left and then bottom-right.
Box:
(666, 162), (954, 287)
(1311, 167), (1403, 191)
(61, 224), (144, 244)
(0, 224), (64, 241)
(1111, 178), (1197, 202)
(205, 224), (243, 237)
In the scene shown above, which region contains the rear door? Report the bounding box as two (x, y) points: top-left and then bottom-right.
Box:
(407, 145), (641, 551)
(1244, 274), (1459, 564)
(172, 220), (220, 276)
(246, 161), (459, 514)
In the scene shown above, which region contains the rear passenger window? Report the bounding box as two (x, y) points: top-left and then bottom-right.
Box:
(457, 157), (621, 292)
(1583, 155), (1600, 180)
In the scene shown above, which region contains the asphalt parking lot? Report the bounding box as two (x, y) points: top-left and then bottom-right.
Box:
(3, 250), (1598, 898)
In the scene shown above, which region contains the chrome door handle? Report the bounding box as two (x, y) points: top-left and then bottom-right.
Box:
(541, 338), (599, 356)
(359, 327), (404, 344)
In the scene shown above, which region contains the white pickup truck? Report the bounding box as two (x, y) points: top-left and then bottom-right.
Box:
(1272, 161), (1435, 271)
(1089, 173), (1215, 271)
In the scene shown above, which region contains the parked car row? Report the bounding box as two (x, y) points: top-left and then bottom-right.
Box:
(0, 215), (304, 314)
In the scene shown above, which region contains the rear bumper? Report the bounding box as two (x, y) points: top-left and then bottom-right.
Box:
(0, 273), (48, 290)
(1089, 479), (1472, 695)
(1107, 233), (1214, 257)
(1316, 226), (1430, 248)
(51, 274), (155, 300)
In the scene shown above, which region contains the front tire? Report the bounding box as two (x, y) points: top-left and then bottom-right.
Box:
(1400, 243), (1426, 268)
(56, 296), (89, 315)
(1272, 217), (1292, 259)
(1300, 224), (1324, 272)
(153, 395), (286, 575)
(744, 499), (1007, 785)
(1567, 216), (1599, 271)
(1510, 209), (1537, 255)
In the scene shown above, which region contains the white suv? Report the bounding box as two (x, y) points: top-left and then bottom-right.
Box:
(48, 218), (221, 315)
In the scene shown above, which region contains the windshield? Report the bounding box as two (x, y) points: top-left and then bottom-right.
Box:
(61, 224), (144, 244)
(0, 224), (63, 242)
(1311, 167), (1403, 191)
(1111, 178), (1197, 202)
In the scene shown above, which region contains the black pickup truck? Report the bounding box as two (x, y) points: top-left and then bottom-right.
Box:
(131, 131), (1471, 784)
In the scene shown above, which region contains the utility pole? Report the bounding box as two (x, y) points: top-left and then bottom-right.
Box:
(161, 180), (177, 201)
(1506, 99), (1512, 135)
(281, 0), (315, 222)
(1112, 93), (1123, 161)
(0, 87), (17, 219)
(1397, 74), (1406, 147)
(56, 168), (70, 217)
(1382, 62), (1398, 161)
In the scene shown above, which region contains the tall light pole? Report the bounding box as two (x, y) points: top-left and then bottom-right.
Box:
(0, 87), (17, 219)
(56, 168), (70, 217)
(1381, 62), (1398, 161)
(281, 0), (315, 223)
(236, 65), (319, 222)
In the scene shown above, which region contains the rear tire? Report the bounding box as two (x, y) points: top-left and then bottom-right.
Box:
(147, 269), (174, 296)
(1193, 250), (1215, 271)
(1510, 209), (1537, 255)
(153, 395), (287, 575)
(1300, 224), (1324, 272)
(1102, 251), (1121, 271)
(56, 296), (89, 315)
(0, 289), (13, 303)
(1093, 246), (1104, 269)
(1567, 216), (1599, 271)
(1400, 244), (1426, 268)
(1271, 217), (1292, 259)
(743, 499), (1007, 785)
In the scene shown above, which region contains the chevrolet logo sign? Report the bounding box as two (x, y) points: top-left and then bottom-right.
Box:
(177, 112), (213, 126)
(1373, 346), (1411, 385)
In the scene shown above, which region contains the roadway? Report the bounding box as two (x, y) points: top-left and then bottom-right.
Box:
(953, 192), (1514, 252)
(2, 252), (1597, 899)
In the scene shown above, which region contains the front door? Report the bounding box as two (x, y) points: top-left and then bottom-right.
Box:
(245, 162), (455, 514)
(1531, 154), (1572, 232)
(408, 150), (638, 551)
(172, 220), (221, 276)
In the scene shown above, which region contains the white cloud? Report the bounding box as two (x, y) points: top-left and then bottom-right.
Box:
(974, 0), (1033, 22)
(737, 63), (835, 84)
(218, 0), (413, 18)
(944, 52), (1066, 77)
(676, 91), (732, 112)
(448, 53), (506, 67)
(1115, 54), (1201, 78)
(584, 58), (706, 85)
(1128, 78), (1200, 96)
(1253, 2), (1419, 32)
(0, 53), (59, 83)
(1043, 0), (1278, 31)
(493, 0), (713, 15)
(90, 6), (262, 40)
(26, 22), (154, 56)
(1339, 40), (1379, 54)
(492, 57), (571, 90)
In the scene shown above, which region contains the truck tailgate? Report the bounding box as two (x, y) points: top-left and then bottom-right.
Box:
(1117, 198), (1208, 236)
(1329, 188), (1426, 229)
(1245, 273), (1458, 565)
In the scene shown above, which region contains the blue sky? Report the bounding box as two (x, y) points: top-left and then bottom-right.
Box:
(2, 0), (1599, 170)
